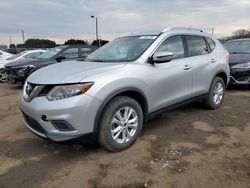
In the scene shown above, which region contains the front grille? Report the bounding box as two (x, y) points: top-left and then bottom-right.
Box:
(231, 69), (250, 82)
(22, 112), (46, 134)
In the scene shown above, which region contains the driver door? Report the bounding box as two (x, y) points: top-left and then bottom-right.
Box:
(59, 47), (80, 61)
(149, 35), (193, 111)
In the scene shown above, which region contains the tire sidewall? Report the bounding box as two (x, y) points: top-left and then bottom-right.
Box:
(99, 97), (143, 151)
(208, 77), (225, 109)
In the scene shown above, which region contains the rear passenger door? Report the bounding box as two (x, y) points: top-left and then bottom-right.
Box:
(184, 35), (214, 95)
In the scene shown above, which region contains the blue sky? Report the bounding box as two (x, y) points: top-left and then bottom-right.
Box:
(0, 0), (250, 45)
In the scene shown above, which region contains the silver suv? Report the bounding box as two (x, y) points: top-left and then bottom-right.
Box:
(19, 27), (230, 151)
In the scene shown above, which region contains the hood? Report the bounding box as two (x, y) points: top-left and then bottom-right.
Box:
(27, 61), (126, 84)
(4, 58), (55, 68)
(229, 53), (250, 65)
(0, 59), (8, 65)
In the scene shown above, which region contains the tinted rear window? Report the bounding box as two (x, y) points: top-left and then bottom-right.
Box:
(186, 36), (209, 56)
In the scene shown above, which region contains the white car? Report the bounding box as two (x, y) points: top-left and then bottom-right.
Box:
(0, 49), (47, 68)
(0, 50), (13, 60)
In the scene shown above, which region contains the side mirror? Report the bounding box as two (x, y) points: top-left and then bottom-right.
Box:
(152, 51), (174, 63)
(55, 55), (66, 62)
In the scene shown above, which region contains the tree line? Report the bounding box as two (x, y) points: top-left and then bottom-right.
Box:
(9, 27), (250, 48)
(9, 38), (109, 49)
(220, 28), (250, 42)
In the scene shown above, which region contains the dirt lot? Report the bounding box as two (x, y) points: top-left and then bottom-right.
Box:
(0, 84), (249, 188)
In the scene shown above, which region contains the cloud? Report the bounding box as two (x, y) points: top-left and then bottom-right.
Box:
(0, 0), (249, 45)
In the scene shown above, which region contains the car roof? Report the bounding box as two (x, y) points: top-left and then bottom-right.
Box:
(119, 27), (210, 38)
(24, 49), (47, 53)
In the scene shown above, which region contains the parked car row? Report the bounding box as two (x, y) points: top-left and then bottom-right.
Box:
(0, 49), (46, 68)
(0, 45), (97, 83)
(0, 50), (13, 60)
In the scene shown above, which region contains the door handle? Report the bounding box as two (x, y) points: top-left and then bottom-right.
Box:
(211, 59), (216, 63)
(183, 65), (192, 70)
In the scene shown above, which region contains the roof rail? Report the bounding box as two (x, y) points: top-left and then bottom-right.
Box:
(161, 27), (203, 33)
(118, 32), (135, 37)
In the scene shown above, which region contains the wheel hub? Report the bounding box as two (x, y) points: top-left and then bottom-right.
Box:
(110, 107), (138, 144)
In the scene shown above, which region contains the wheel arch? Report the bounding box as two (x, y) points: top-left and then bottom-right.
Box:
(215, 71), (228, 86)
(93, 87), (149, 133)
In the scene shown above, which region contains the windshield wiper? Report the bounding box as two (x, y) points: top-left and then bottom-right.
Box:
(85, 59), (104, 62)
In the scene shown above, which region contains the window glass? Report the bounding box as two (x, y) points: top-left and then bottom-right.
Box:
(24, 52), (41, 59)
(223, 41), (250, 54)
(81, 48), (92, 56)
(61, 48), (79, 59)
(206, 38), (216, 51)
(186, 36), (209, 56)
(7, 52), (25, 60)
(85, 36), (156, 62)
(37, 46), (64, 59)
(0, 52), (2, 55)
(155, 35), (185, 60)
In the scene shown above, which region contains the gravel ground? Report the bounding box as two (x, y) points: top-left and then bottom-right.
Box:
(0, 84), (249, 188)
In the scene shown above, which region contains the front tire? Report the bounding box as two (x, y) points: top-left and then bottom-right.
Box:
(204, 77), (225, 109)
(98, 96), (143, 152)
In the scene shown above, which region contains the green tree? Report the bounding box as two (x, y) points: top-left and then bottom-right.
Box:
(24, 39), (56, 48)
(64, 39), (87, 45)
(9, 44), (16, 48)
(16, 43), (26, 48)
(91, 40), (109, 46)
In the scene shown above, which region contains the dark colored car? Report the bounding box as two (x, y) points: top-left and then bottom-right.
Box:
(223, 38), (250, 85)
(4, 45), (97, 84)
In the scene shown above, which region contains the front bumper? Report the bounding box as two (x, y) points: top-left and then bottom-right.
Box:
(19, 93), (102, 142)
(4, 67), (29, 84)
(230, 67), (250, 85)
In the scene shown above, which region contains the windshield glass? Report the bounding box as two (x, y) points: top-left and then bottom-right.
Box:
(7, 52), (26, 60)
(37, 46), (65, 59)
(224, 41), (250, 54)
(85, 36), (157, 62)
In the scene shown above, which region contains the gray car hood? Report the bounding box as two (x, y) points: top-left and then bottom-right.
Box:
(27, 61), (125, 84)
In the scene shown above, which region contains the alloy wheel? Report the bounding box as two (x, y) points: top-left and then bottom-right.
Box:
(111, 106), (138, 144)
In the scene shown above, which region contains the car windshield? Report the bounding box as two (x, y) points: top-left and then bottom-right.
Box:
(224, 40), (250, 54)
(7, 52), (26, 60)
(36, 46), (65, 59)
(85, 36), (157, 62)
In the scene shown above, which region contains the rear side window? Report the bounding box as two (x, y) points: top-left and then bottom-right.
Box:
(81, 48), (92, 57)
(186, 36), (209, 57)
(155, 35), (185, 60)
(61, 48), (79, 59)
(206, 37), (216, 52)
(24, 52), (41, 59)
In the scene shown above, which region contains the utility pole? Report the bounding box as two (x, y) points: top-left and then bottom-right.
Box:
(91, 16), (101, 47)
(212, 27), (215, 35)
(21, 27), (25, 44)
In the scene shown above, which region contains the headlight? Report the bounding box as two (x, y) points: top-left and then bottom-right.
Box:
(231, 62), (250, 69)
(18, 68), (26, 76)
(46, 82), (94, 101)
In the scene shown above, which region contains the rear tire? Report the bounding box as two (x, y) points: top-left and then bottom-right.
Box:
(98, 96), (143, 152)
(204, 77), (225, 109)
